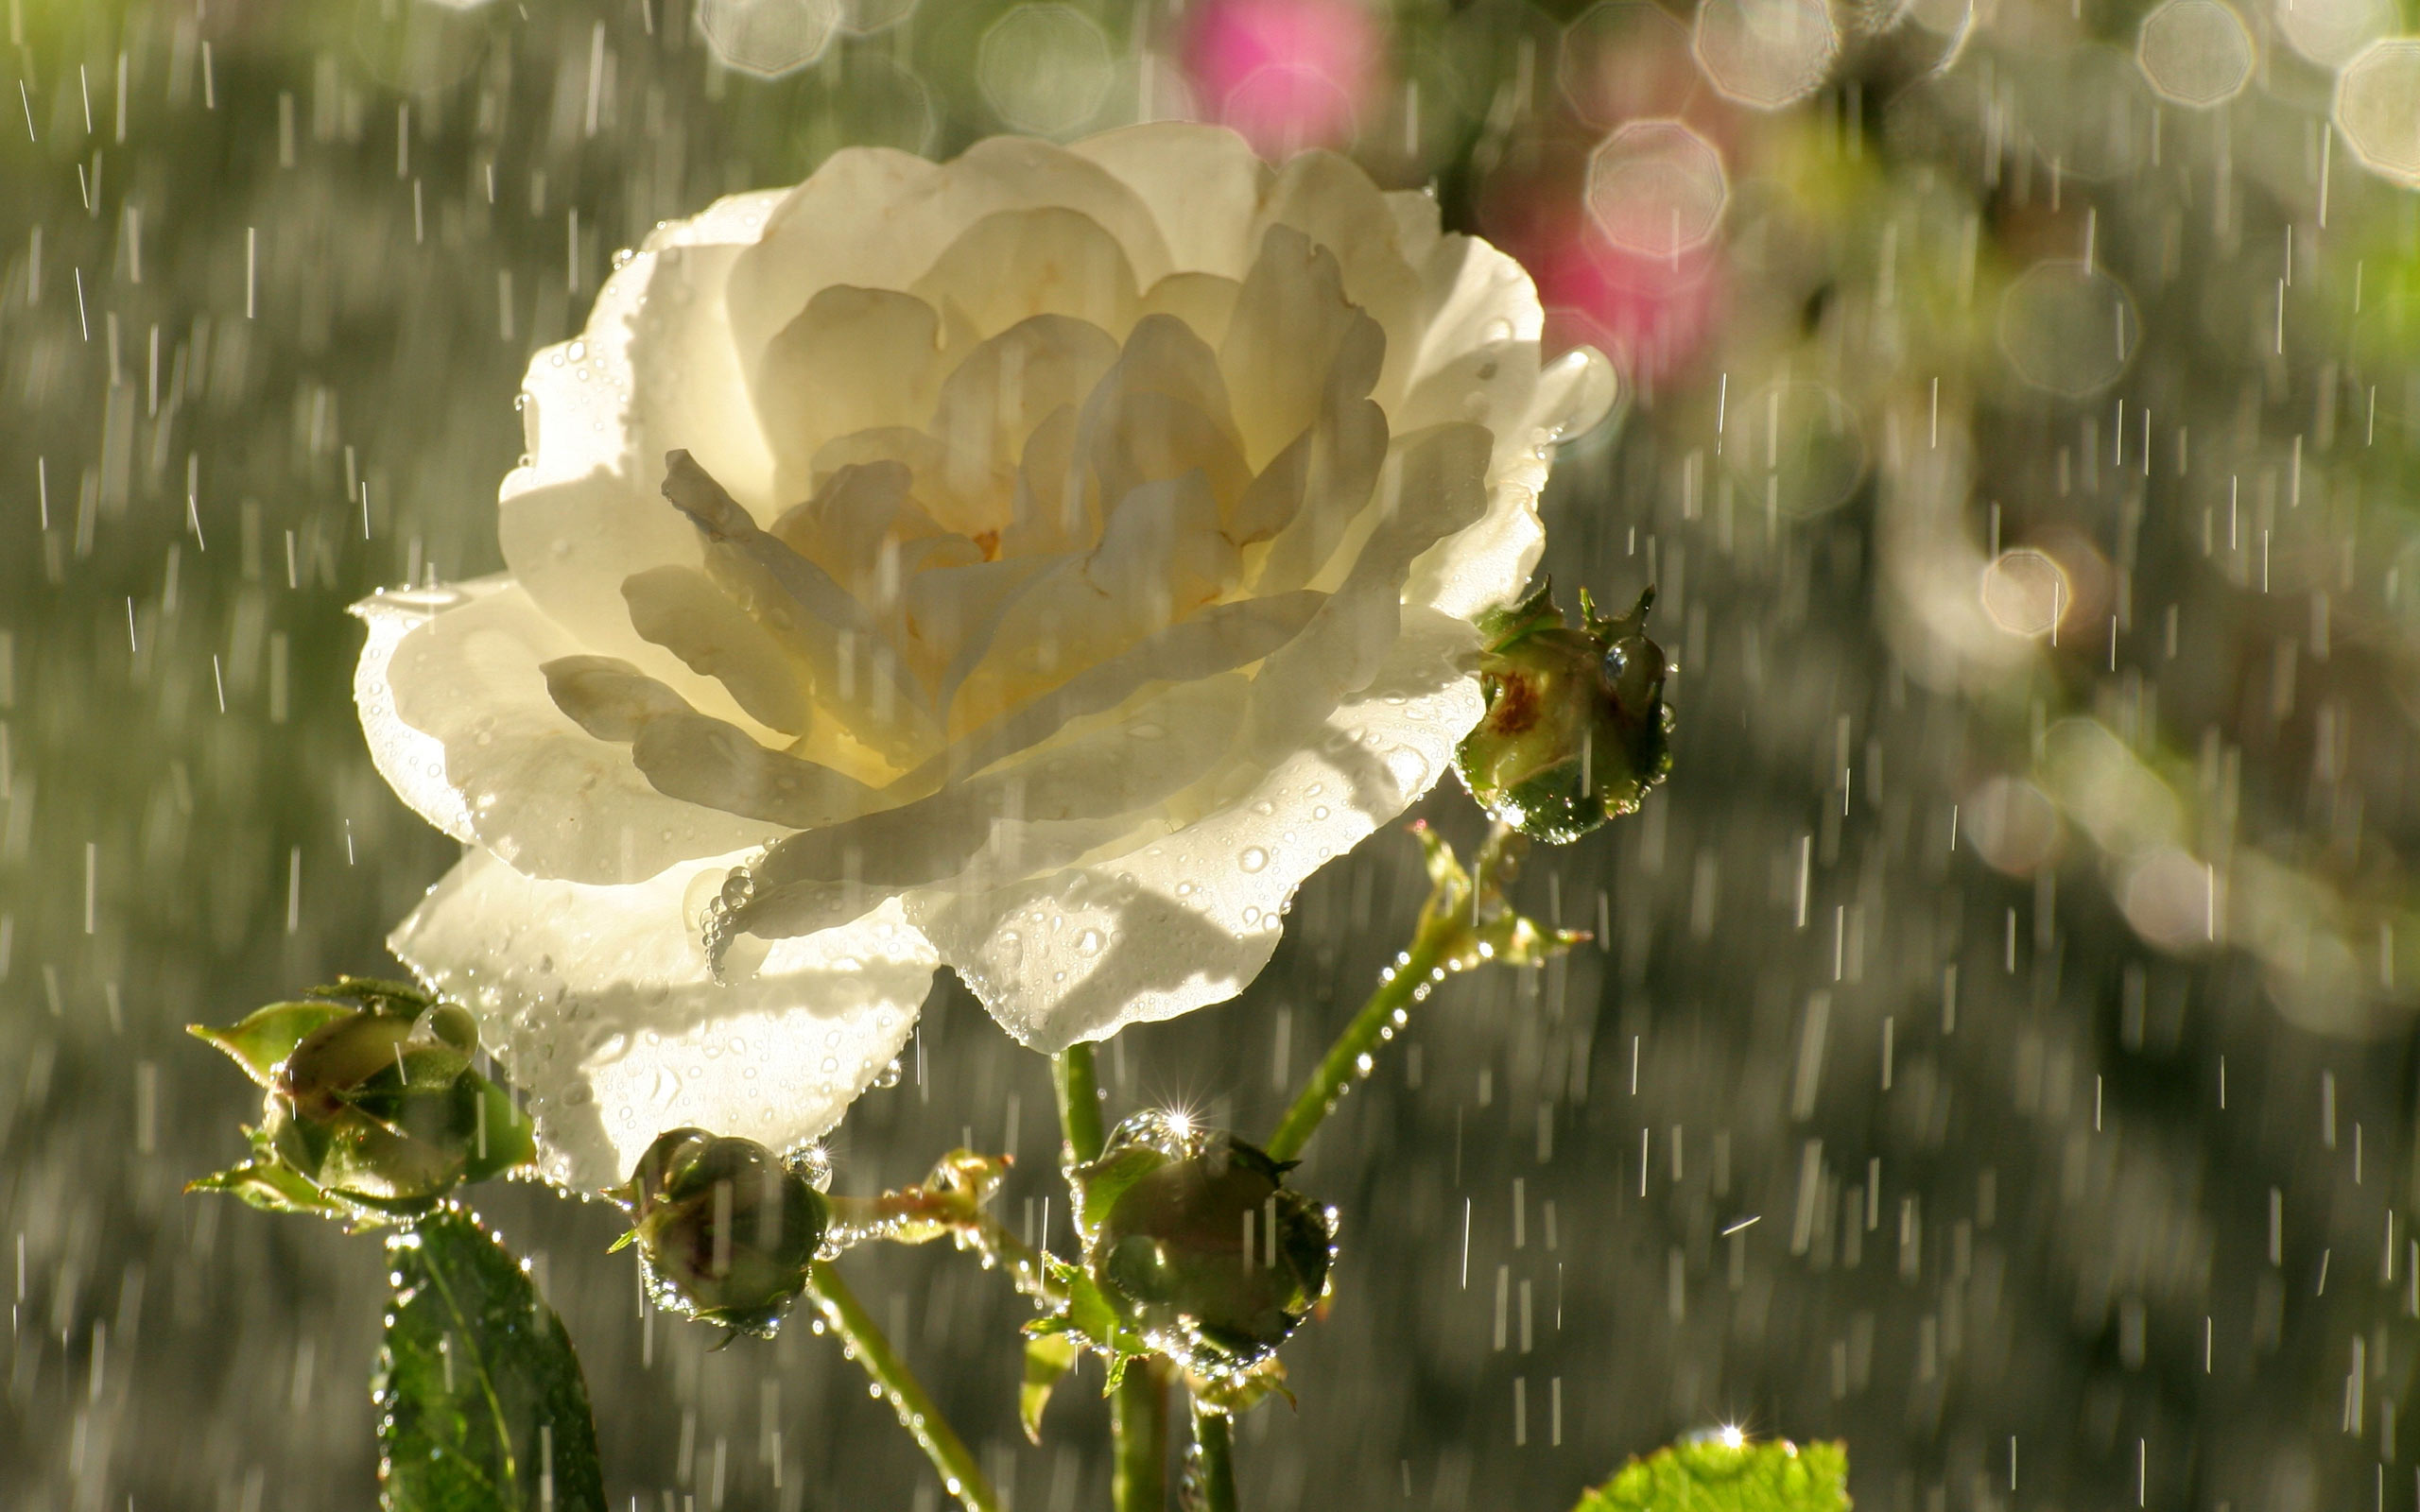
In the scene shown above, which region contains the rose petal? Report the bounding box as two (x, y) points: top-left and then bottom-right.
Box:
(721, 590), (1329, 945)
(368, 576), (777, 884)
(1135, 271), (1244, 349)
(1219, 225), (1388, 470)
(1069, 122), (1272, 279)
(955, 472), (1241, 729)
(769, 461), (948, 601)
(909, 207), (1142, 345)
(1237, 378), (1390, 586)
(498, 470), (725, 706)
(1253, 150), (1426, 409)
(1065, 314), (1250, 526)
(542, 654), (880, 830)
(354, 587), (480, 845)
(754, 286), (947, 507)
(925, 315), (1123, 535)
(662, 451), (939, 761)
(1244, 422), (1493, 747)
(1400, 347), (1617, 620)
(621, 564), (815, 736)
(390, 846), (937, 1191)
(910, 608), (1481, 1049)
(1383, 186), (1445, 268)
(723, 673), (1257, 946)
(725, 138), (1172, 380)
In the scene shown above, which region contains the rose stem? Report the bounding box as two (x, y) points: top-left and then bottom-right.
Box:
(1264, 897), (1461, 1164)
(1191, 1399), (1239, 1512)
(1059, 1042), (1170, 1507)
(806, 1260), (1003, 1512)
(1113, 1359), (1172, 1512)
(1265, 821), (1521, 1161)
(1051, 1040), (1107, 1164)
(823, 1188), (1065, 1309)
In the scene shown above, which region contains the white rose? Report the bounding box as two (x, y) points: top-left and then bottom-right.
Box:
(354, 125), (1614, 1191)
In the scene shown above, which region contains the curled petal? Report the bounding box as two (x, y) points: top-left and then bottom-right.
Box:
(913, 609), (1481, 1050)
(542, 655), (879, 830)
(354, 588), (478, 845)
(391, 848), (938, 1192)
(621, 565), (814, 736)
(360, 577), (774, 884)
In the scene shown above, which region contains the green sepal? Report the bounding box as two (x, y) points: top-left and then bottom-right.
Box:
(307, 975), (436, 1016)
(459, 1080), (539, 1185)
(1579, 584), (1655, 644)
(187, 1152), (355, 1219)
(1455, 580), (1672, 844)
(190, 983), (538, 1219)
(1019, 1332), (1080, 1443)
(376, 1205), (606, 1512)
(188, 1002), (356, 1089)
(1068, 1142), (1166, 1244)
(1410, 824), (1591, 978)
(187, 1128), (432, 1228)
(1474, 577), (1564, 654)
(610, 1129), (828, 1338)
(1032, 1256), (1152, 1390)
(1185, 1354), (1295, 1416)
(1576, 1435), (1849, 1512)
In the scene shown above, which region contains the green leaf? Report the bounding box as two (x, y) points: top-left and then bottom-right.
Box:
(1576, 1435), (1849, 1512)
(1019, 1332), (1079, 1444)
(376, 1206), (605, 1512)
(188, 1002), (356, 1088)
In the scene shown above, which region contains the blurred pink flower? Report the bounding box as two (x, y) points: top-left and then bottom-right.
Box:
(1182, 0), (1383, 155)
(1534, 225), (1723, 389)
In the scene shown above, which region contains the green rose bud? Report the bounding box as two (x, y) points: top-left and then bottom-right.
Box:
(611, 1128), (831, 1336)
(1454, 581), (1672, 844)
(189, 978), (534, 1219)
(1075, 1114), (1336, 1382)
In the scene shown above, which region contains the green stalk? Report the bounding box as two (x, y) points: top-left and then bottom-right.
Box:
(1113, 1359), (1170, 1512)
(1052, 1041), (1107, 1164)
(1191, 1399), (1238, 1512)
(1265, 919), (1456, 1163)
(806, 1261), (1003, 1512)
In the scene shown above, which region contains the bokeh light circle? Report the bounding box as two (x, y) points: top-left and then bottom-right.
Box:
(1584, 120), (1728, 262)
(836, 0), (917, 33)
(1997, 260), (2140, 397)
(2336, 41), (2420, 190)
(1559, 2), (1698, 129)
(2136, 0), (2254, 108)
(1691, 0), (1839, 111)
(1723, 380), (1868, 518)
(978, 4), (1116, 136)
(2275, 0), (2394, 67)
(1979, 548), (2073, 638)
(2121, 847), (2215, 951)
(1963, 777), (2066, 876)
(696, 0), (841, 78)
(1184, 0), (1379, 154)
